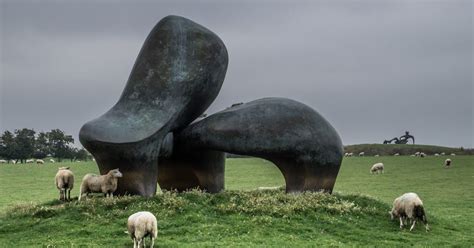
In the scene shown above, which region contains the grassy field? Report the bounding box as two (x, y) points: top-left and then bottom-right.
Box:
(0, 155), (472, 247)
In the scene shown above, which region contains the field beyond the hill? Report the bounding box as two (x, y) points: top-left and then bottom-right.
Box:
(0, 155), (472, 247)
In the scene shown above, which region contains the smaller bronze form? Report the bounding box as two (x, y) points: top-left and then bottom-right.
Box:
(383, 131), (415, 144)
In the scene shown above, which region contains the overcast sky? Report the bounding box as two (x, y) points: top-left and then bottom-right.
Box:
(1, 0), (472, 148)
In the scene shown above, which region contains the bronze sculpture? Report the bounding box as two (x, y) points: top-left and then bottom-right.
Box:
(383, 131), (415, 144)
(80, 15), (343, 196)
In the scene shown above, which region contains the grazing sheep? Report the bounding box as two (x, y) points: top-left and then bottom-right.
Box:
(434, 153), (440, 156)
(49, 159), (55, 163)
(0, 159), (6, 164)
(26, 159), (34, 163)
(55, 167), (74, 201)
(374, 154), (380, 157)
(440, 152), (445, 156)
(127, 211), (158, 248)
(415, 152), (420, 156)
(36, 159), (44, 164)
(420, 153), (426, 158)
(347, 152), (353, 157)
(78, 169), (123, 201)
(359, 152), (365, 156)
(394, 153), (400, 156)
(11, 160), (17, 164)
(389, 192), (429, 231)
(450, 153), (456, 156)
(76, 160), (81, 163)
(370, 163), (384, 174)
(344, 152), (349, 157)
(444, 158), (452, 168)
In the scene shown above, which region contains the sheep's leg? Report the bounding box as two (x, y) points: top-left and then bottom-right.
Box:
(399, 217), (404, 229)
(110, 192), (113, 198)
(137, 239), (142, 248)
(410, 220), (416, 231)
(143, 238), (146, 247)
(151, 237), (154, 248)
(133, 238), (137, 248)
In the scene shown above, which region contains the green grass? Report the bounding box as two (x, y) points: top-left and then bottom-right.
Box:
(345, 143), (472, 156)
(0, 156), (473, 247)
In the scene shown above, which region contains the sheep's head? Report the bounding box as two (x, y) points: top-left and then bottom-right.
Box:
(389, 210), (395, 220)
(58, 167), (70, 170)
(109, 168), (123, 178)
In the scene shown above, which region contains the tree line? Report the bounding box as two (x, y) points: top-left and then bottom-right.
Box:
(0, 128), (90, 163)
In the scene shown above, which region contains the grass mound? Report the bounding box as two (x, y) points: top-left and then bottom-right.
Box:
(0, 189), (461, 247)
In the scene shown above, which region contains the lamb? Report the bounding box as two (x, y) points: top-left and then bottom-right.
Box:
(389, 192), (429, 231)
(359, 152), (365, 156)
(127, 211), (158, 248)
(370, 163), (384, 174)
(444, 158), (452, 167)
(36, 159), (44, 164)
(78, 168), (123, 201)
(55, 167), (74, 201)
(49, 159), (55, 163)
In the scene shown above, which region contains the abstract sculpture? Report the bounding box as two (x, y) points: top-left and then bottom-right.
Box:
(383, 131), (415, 144)
(80, 15), (343, 196)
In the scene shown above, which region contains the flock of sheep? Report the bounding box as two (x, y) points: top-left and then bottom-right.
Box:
(55, 167), (156, 246)
(364, 152), (456, 232)
(344, 151), (456, 157)
(0, 158), (53, 164)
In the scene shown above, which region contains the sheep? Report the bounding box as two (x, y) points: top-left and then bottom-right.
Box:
(26, 159), (34, 163)
(370, 163), (384, 174)
(444, 158), (452, 168)
(420, 153), (426, 158)
(11, 160), (17, 164)
(389, 192), (429, 231)
(347, 152), (353, 157)
(0, 159), (6, 164)
(359, 152), (365, 156)
(344, 152), (349, 157)
(394, 153), (400, 156)
(450, 153), (456, 156)
(76, 160), (81, 163)
(440, 152), (445, 156)
(374, 154), (380, 157)
(415, 152), (421, 156)
(434, 153), (440, 156)
(36, 159), (44, 164)
(127, 211), (158, 248)
(49, 159), (55, 163)
(78, 169), (123, 201)
(55, 167), (74, 201)
(257, 186), (282, 190)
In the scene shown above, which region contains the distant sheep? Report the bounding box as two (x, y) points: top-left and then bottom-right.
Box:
(0, 159), (6, 164)
(78, 169), (123, 201)
(11, 160), (17, 164)
(394, 153), (400, 156)
(444, 158), (452, 168)
(415, 152), (421, 156)
(410, 154), (416, 157)
(434, 153), (440, 156)
(76, 160), (81, 163)
(374, 154), (380, 157)
(36, 159), (44, 164)
(347, 152), (353, 157)
(55, 167), (74, 201)
(49, 159), (55, 163)
(420, 153), (426, 158)
(127, 211), (158, 248)
(450, 153), (456, 156)
(389, 192), (429, 231)
(440, 152), (445, 156)
(359, 152), (365, 156)
(370, 163), (384, 174)
(26, 159), (34, 163)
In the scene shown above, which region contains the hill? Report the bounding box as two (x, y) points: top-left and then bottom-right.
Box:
(344, 144), (472, 156)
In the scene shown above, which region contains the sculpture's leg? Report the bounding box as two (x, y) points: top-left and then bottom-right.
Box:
(272, 156), (342, 193)
(158, 149), (225, 193)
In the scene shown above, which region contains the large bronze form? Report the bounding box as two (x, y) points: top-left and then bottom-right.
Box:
(80, 15), (343, 196)
(383, 131), (415, 144)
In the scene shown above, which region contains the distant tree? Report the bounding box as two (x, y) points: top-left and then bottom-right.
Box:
(33, 132), (50, 159)
(48, 129), (74, 162)
(0, 131), (17, 161)
(75, 148), (89, 161)
(14, 128), (36, 163)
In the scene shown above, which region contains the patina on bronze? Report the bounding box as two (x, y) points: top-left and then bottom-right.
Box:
(80, 15), (343, 196)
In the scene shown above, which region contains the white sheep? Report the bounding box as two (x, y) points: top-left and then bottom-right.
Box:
(434, 153), (440, 156)
(389, 192), (429, 231)
(374, 154), (380, 157)
(394, 153), (400, 156)
(370, 163), (384, 174)
(410, 154), (416, 157)
(440, 152), (445, 156)
(76, 160), (81, 163)
(444, 158), (452, 167)
(415, 152), (420, 156)
(49, 159), (55, 163)
(11, 160), (17, 164)
(420, 153), (426, 158)
(0, 159), (6, 164)
(36, 159), (44, 164)
(347, 152), (353, 157)
(78, 169), (123, 201)
(55, 167), (74, 201)
(127, 211), (158, 248)
(450, 153), (456, 156)
(26, 159), (34, 163)
(359, 152), (365, 156)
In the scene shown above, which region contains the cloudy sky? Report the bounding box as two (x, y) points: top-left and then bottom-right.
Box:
(1, 0), (472, 148)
